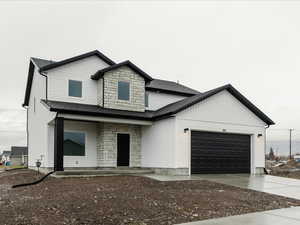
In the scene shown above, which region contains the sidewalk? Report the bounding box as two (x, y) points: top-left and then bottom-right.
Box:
(178, 207), (300, 225)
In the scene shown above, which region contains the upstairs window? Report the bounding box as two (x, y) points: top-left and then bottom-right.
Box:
(68, 80), (82, 97)
(145, 92), (149, 107)
(64, 131), (85, 156)
(118, 81), (130, 101)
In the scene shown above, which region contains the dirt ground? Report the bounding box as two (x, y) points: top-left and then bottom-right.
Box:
(270, 170), (300, 179)
(269, 160), (300, 179)
(1, 169), (300, 225)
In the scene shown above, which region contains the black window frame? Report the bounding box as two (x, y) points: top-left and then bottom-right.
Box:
(145, 92), (149, 107)
(63, 131), (86, 156)
(68, 80), (82, 98)
(117, 81), (130, 101)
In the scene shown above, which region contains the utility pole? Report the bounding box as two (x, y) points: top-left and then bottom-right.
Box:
(289, 129), (293, 160)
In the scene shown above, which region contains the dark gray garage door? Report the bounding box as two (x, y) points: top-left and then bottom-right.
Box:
(191, 131), (251, 174)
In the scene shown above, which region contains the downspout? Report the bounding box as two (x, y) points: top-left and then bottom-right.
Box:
(22, 105), (29, 169)
(264, 124), (270, 174)
(102, 78), (105, 107)
(13, 70), (54, 188)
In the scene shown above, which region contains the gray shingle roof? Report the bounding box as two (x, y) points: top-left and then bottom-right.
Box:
(1, 151), (11, 158)
(41, 100), (155, 121)
(31, 57), (55, 68)
(146, 79), (200, 96)
(11, 146), (28, 156)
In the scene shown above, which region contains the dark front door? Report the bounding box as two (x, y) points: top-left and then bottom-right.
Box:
(117, 133), (130, 166)
(191, 131), (251, 174)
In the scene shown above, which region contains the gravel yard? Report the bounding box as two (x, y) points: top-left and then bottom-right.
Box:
(1, 169), (300, 225)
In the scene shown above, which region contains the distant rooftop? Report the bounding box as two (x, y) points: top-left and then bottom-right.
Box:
(11, 146), (28, 156)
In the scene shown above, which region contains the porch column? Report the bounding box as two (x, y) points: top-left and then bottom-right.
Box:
(54, 117), (64, 171)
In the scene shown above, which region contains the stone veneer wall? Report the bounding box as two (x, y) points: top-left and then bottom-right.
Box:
(97, 78), (103, 106)
(103, 66), (145, 112)
(96, 122), (141, 167)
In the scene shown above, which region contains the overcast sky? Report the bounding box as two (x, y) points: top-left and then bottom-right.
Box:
(1, 0), (300, 152)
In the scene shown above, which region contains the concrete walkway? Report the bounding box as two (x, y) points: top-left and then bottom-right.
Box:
(144, 174), (300, 200)
(178, 207), (300, 225)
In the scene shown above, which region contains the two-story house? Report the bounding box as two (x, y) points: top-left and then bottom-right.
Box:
(23, 50), (274, 175)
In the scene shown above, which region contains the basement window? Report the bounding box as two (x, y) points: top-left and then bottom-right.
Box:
(118, 81), (130, 101)
(64, 132), (85, 156)
(68, 80), (82, 98)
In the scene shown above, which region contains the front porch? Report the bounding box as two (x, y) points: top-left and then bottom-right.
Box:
(52, 115), (152, 171)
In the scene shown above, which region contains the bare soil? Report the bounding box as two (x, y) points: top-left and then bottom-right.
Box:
(269, 160), (300, 179)
(270, 170), (300, 179)
(1, 169), (300, 225)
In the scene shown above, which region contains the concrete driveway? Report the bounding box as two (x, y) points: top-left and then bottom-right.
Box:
(178, 207), (300, 225)
(145, 174), (300, 200)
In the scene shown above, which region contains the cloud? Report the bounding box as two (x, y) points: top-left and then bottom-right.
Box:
(0, 108), (26, 151)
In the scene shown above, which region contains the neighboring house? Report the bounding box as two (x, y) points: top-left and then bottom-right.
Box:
(10, 146), (28, 166)
(22, 50), (274, 175)
(1, 151), (11, 164)
(294, 155), (300, 163)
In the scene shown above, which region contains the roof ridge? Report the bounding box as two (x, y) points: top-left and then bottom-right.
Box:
(31, 57), (52, 61)
(39, 50), (115, 72)
(91, 60), (153, 82)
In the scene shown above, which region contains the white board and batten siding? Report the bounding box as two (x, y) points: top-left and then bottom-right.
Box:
(29, 56), (109, 168)
(146, 92), (185, 110)
(47, 56), (108, 105)
(47, 121), (98, 168)
(141, 117), (176, 168)
(27, 67), (56, 168)
(141, 90), (267, 173)
(174, 90), (267, 174)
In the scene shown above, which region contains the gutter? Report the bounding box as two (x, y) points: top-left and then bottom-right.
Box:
(39, 71), (48, 101)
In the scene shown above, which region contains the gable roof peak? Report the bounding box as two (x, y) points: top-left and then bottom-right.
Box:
(30, 57), (55, 68)
(39, 49), (115, 72)
(91, 60), (153, 82)
(154, 83), (275, 125)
